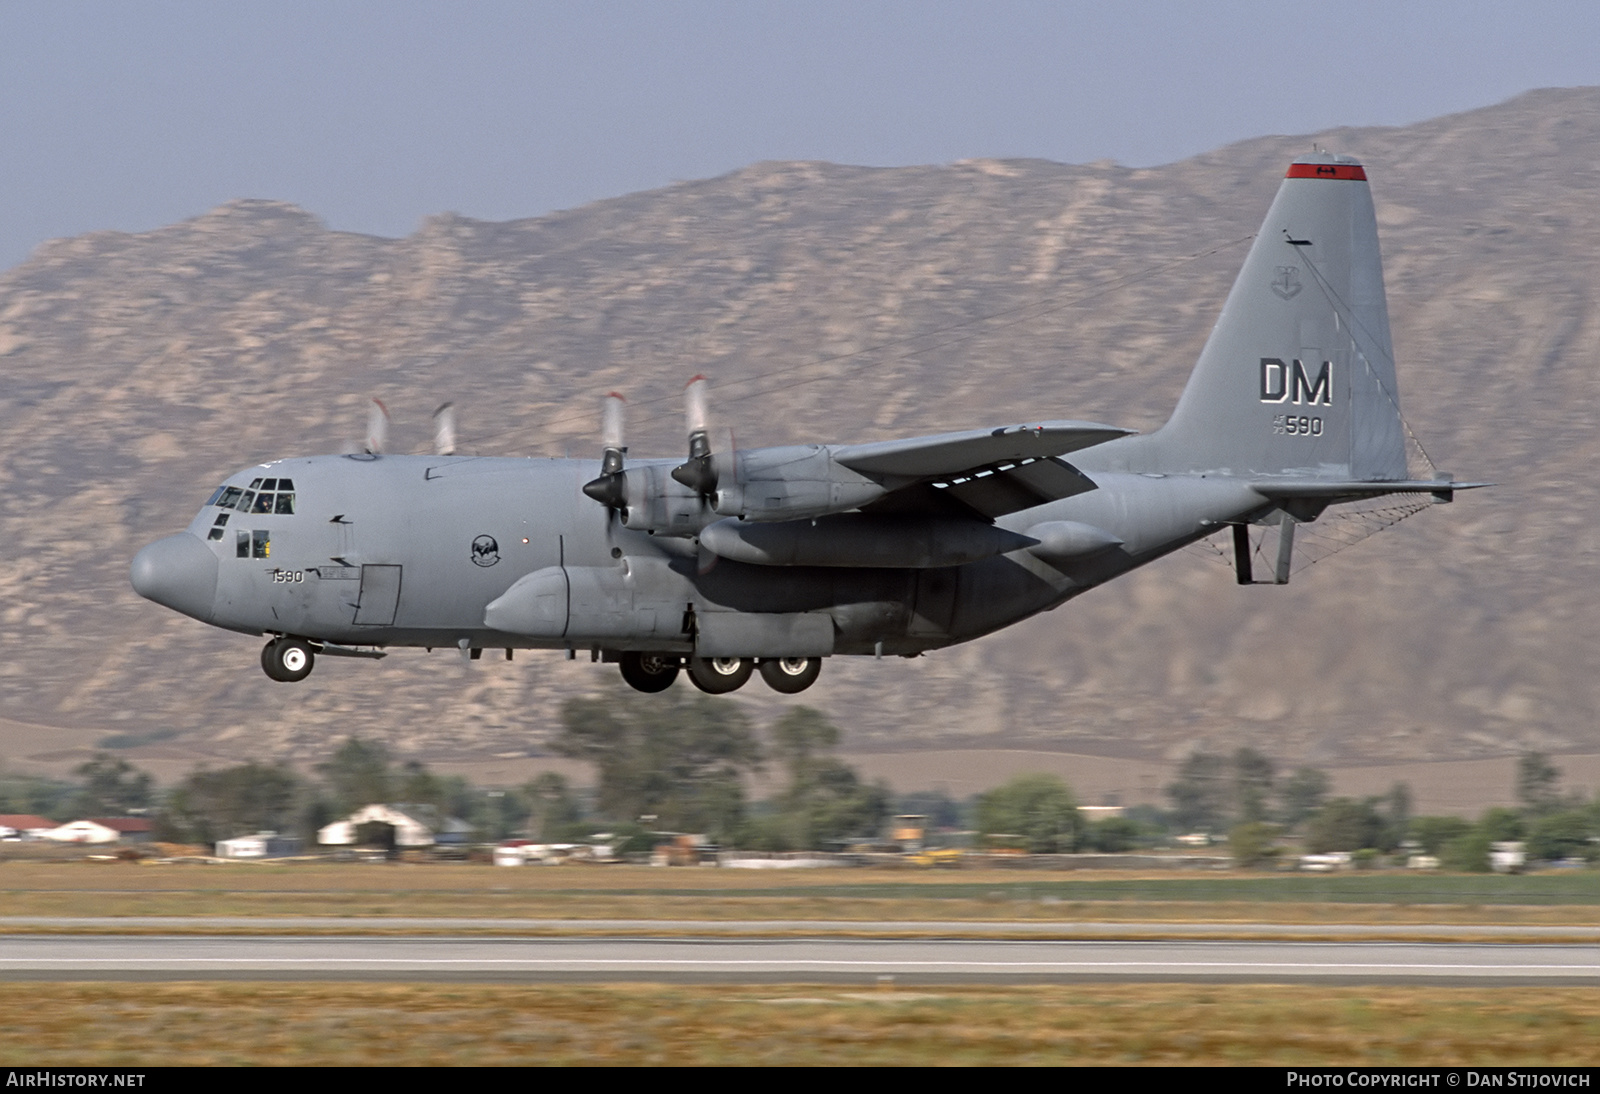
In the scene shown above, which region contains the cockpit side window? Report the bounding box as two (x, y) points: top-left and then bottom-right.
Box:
(206, 486), (226, 507)
(217, 487), (243, 510)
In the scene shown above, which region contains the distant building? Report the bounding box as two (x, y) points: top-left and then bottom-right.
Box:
(215, 832), (304, 859)
(44, 818), (153, 844)
(0, 815), (58, 840)
(317, 804), (456, 848)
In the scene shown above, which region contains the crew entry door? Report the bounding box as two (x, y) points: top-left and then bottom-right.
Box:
(353, 564), (402, 626)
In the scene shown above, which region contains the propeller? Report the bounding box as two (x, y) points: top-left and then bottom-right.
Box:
(671, 375), (718, 495)
(581, 393), (629, 509)
(365, 398), (391, 455)
(432, 402), (457, 456)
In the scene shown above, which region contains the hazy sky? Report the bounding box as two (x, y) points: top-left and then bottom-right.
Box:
(3, 0), (1598, 271)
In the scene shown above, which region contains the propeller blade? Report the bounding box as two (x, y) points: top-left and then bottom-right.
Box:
(696, 539), (718, 575)
(365, 399), (390, 455)
(432, 402), (456, 456)
(600, 392), (626, 475)
(671, 376), (717, 494)
(582, 392), (630, 508)
(685, 374), (710, 451)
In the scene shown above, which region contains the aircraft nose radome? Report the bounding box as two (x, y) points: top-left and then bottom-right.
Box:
(129, 533), (218, 623)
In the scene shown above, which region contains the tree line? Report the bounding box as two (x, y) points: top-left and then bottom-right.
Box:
(5, 708), (1596, 868)
(1162, 747), (1600, 870)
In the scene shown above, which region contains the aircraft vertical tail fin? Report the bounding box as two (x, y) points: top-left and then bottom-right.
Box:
(1147, 153), (1409, 481)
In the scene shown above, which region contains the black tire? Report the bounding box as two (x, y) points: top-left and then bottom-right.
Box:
(619, 651), (680, 693)
(260, 639), (287, 681)
(758, 657), (822, 694)
(266, 638), (315, 683)
(686, 656), (753, 694)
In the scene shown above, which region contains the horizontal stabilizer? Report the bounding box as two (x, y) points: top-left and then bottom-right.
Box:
(833, 421), (1131, 478)
(1251, 479), (1493, 501)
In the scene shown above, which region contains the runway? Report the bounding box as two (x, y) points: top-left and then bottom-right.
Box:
(2, 935), (1596, 984)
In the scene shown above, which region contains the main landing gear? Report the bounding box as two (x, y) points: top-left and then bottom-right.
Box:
(261, 637), (315, 682)
(617, 652), (821, 695)
(687, 656), (753, 694)
(758, 657), (823, 694)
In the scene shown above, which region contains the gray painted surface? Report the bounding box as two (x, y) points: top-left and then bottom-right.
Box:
(130, 155), (1474, 690)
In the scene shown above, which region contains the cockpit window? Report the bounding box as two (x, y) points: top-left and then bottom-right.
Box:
(249, 478), (263, 490)
(214, 480), (295, 514)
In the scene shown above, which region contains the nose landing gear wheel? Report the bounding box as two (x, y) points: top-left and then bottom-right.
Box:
(758, 657), (822, 694)
(686, 656), (754, 694)
(619, 651), (680, 693)
(261, 638), (316, 683)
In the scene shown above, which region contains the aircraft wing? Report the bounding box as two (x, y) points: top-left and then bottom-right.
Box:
(831, 420), (1132, 521)
(832, 420), (1132, 477)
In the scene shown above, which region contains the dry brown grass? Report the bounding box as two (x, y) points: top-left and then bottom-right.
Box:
(0, 863), (1597, 930)
(0, 982), (1595, 1066)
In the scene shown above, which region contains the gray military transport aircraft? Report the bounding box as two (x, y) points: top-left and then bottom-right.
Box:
(131, 153), (1481, 695)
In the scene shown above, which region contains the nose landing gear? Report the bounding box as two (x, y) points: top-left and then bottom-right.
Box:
(619, 651), (680, 693)
(261, 637), (316, 682)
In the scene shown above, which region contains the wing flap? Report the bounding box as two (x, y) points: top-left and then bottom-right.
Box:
(935, 457), (1100, 519)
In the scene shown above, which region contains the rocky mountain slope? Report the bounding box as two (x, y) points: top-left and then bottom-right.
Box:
(2, 87), (1597, 771)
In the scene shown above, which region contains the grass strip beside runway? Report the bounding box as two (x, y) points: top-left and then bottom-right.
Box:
(0, 982), (1596, 1066)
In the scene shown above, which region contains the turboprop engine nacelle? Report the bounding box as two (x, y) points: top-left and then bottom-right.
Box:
(616, 464), (716, 536)
(709, 446), (891, 523)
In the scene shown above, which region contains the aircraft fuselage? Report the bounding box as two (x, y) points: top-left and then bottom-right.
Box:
(140, 447), (1266, 658)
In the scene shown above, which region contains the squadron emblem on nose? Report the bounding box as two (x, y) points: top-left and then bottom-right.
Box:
(471, 534), (500, 567)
